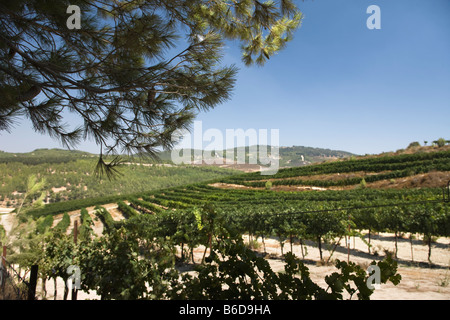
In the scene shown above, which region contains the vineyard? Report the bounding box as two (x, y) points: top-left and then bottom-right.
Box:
(102, 184), (450, 264)
(1, 147), (450, 300)
(221, 149), (450, 188)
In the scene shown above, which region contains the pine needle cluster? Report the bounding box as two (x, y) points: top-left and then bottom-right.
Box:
(0, 0), (302, 177)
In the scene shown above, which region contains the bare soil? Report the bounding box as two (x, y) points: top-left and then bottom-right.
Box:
(247, 171), (391, 183)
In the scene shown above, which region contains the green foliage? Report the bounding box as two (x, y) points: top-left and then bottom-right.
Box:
(8, 147), (450, 300)
(0, 148), (94, 165)
(36, 215), (53, 235)
(38, 207), (402, 300)
(15, 174), (46, 216)
(77, 228), (163, 300)
(435, 138), (446, 148)
(117, 201), (139, 219)
(7, 216), (48, 274)
(193, 207), (204, 231)
(54, 212), (71, 233)
(79, 208), (94, 241)
(0, 224), (6, 243)
(360, 178), (367, 189)
(80, 208), (92, 226)
(329, 255), (401, 300)
(94, 206), (116, 232)
(43, 231), (76, 285)
(29, 194), (130, 218)
(129, 198), (165, 214)
(117, 184), (450, 264)
(1, 155), (238, 212)
(407, 141), (420, 149)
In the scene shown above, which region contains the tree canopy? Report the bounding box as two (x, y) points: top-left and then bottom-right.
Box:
(0, 0), (302, 173)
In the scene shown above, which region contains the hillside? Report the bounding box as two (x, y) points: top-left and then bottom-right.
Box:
(215, 145), (450, 191)
(278, 145), (354, 167)
(0, 148), (239, 208)
(0, 148), (96, 165)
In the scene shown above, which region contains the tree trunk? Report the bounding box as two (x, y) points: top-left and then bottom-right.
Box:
(300, 239), (305, 259)
(181, 242), (184, 261)
(201, 245), (208, 265)
(290, 233), (293, 253)
(326, 236), (343, 264)
(201, 233), (212, 264)
(261, 235), (266, 254)
(318, 236), (323, 261)
(53, 278), (57, 300)
(41, 277), (47, 299)
(63, 284), (69, 300)
(394, 231), (398, 259)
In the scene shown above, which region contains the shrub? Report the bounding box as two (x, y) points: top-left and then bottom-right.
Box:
(360, 178), (367, 189)
(407, 141), (420, 149)
(436, 138), (446, 148)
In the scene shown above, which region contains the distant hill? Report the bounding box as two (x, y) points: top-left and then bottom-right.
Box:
(0, 148), (96, 164)
(278, 145), (355, 167)
(0, 145), (356, 170)
(157, 145), (356, 169)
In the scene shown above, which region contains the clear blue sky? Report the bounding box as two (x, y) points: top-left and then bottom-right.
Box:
(1, 0), (449, 155)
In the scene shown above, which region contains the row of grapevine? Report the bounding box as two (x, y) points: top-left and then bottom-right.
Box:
(113, 197), (449, 264)
(117, 201), (139, 218)
(32, 181), (449, 265)
(94, 206), (116, 231)
(220, 150), (450, 183)
(35, 203), (402, 300)
(128, 198), (165, 214)
(241, 162), (450, 188)
(114, 185), (449, 263)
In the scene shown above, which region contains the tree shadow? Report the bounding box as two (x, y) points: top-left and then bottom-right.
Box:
(330, 242), (450, 270)
(364, 233), (449, 250)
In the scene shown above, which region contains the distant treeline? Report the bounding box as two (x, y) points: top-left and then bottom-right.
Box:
(0, 149), (95, 165)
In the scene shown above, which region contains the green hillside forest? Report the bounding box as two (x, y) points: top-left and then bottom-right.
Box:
(0, 148), (238, 207)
